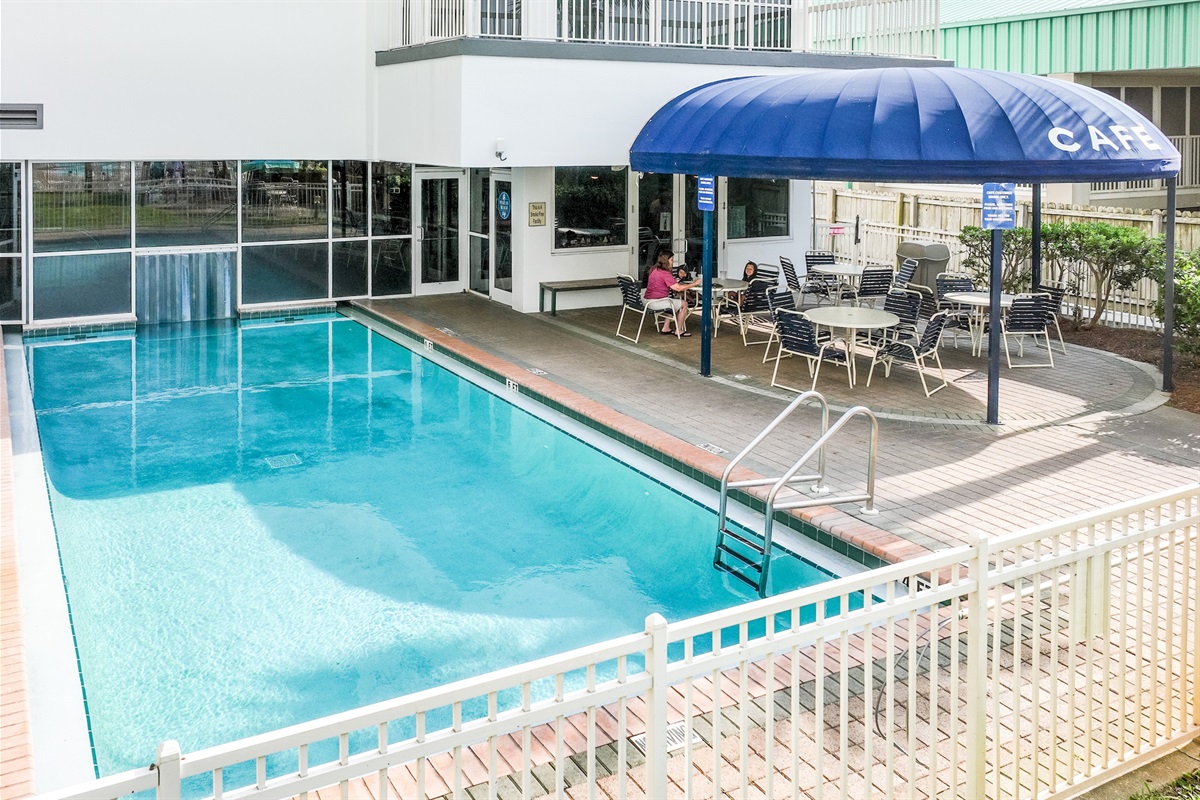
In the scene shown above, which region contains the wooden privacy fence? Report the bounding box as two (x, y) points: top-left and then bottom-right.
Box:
(38, 484), (1200, 800)
(814, 186), (1200, 330)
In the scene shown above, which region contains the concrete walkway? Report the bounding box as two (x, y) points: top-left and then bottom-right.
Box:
(357, 295), (1200, 558)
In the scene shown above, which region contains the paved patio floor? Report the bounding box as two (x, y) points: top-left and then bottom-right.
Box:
(356, 295), (1200, 555)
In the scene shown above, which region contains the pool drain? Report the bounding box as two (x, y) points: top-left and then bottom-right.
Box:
(264, 454), (302, 469)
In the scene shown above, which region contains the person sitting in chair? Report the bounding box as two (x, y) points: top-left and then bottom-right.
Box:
(645, 249), (700, 336)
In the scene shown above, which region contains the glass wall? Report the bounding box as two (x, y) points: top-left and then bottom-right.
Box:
(332, 161), (368, 238)
(726, 177), (789, 239)
(33, 251), (131, 321)
(241, 242), (330, 305)
(372, 162), (412, 236)
(0, 163), (21, 321)
(372, 239), (411, 296)
(554, 167), (628, 249)
(33, 162), (131, 251)
(241, 160), (328, 243)
(332, 240), (368, 297)
(136, 161), (237, 246)
(468, 168), (490, 294)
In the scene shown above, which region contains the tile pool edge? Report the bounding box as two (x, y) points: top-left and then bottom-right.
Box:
(1, 334), (97, 793)
(349, 300), (931, 570)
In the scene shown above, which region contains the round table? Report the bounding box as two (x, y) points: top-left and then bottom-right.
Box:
(803, 306), (900, 386)
(687, 279), (749, 334)
(810, 263), (864, 304)
(943, 291), (1016, 356)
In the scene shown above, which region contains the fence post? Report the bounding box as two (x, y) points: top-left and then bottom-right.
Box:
(643, 613), (669, 799)
(965, 532), (990, 799)
(155, 740), (182, 800)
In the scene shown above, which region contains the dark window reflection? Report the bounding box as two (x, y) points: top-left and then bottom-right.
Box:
(0, 257), (21, 321)
(421, 177), (459, 283)
(332, 161), (368, 238)
(372, 239), (411, 296)
(494, 179), (512, 292)
(1160, 87), (1187, 136)
(241, 242), (329, 304)
(33, 162), (131, 252)
(0, 163), (20, 254)
(136, 160), (237, 247)
(333, 240), (368, 297)
(240, 160), (328, 243)
(726, 177), (789, 239)
(554, 166), (628, 249)
(637, 172), (672, 277)
(372, 162), (412, 236)
(33, 252), (132, 320)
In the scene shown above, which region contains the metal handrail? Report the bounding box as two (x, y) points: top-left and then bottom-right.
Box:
(757, 405), (880, 596)
(716, 390), (830, 537)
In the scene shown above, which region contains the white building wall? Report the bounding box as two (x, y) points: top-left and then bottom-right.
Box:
(0, 0), (373, 160)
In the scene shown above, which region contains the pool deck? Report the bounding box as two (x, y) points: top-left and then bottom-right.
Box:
(354, 295), (1200, 557)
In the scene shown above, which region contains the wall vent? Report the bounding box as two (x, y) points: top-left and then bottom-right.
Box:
(0, 104), (43, 130)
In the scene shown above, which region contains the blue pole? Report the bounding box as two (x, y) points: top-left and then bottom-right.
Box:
(1031, 184), (1042, 290)
(701, 208), (714, 376)
(987, 228), (1002, 425)
(1163, 177), (1176, 393)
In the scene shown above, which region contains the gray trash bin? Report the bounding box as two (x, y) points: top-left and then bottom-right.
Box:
(896, 240), (951, 291)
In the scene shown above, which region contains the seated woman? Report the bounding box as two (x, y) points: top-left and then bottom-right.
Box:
(645, 249), (700, 336)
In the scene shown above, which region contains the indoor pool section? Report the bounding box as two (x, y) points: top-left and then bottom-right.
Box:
(25, 314), (852, 780)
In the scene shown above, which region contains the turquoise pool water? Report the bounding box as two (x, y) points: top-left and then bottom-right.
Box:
(27, 315), (843, 780)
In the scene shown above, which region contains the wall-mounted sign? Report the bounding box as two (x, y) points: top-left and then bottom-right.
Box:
(497, 190), (512, 221)
(981, 182), (1016, 230)
(697, 175), (715, 211)
(528, 202), (546, 226)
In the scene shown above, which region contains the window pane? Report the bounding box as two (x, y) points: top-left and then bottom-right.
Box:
(372, 162), (412, 236)
(0, 257), (21, 321)
(554, 167), (628, 249)
(1161, 88), (1187, 136)
(241, 242), (329, 304)
(240, 160), (328, 243)
(332, 161), (368, 238)
(1123, 86), (1153, 119)
(469, 168), (490, 235)
(726, 177), (789, 239)
(1095, 86), (1120, 99)
(34, 162), (131, 252)
(33, 251), (131, 320)
(136, 160), (237, 246)
(372, 238), (412, 296)
(333, 240), (368, 297)
(1191, 87), (1200, 136)
(0, 163), (20, 254)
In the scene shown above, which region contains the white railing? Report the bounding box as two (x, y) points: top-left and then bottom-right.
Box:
(381, 0), (940, 56)
(38, 484), (1199, 800)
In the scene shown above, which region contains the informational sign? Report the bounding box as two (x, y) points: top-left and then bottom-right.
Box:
(497, 190), (511, 221)
(826, 224), (846, 236)
(528, 201), (546, 226)
(981, 182), (1017, 230)
(697, 175), (715, 211)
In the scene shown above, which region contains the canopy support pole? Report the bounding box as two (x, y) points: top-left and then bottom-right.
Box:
(1031, 184), (1042, 290)
(700, 207), (714, 377)
(1163, 177), (1176, 393)
(987, 229), (1003, 425)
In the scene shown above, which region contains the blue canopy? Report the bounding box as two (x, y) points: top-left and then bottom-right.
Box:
(630, 67), (1180, 183)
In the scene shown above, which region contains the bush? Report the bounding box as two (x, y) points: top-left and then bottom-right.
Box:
(958, 225), (1032, 293)
(1144, 244), (1200, 353)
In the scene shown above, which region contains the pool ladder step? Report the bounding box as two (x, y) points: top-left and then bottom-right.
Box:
(713, 527), (766, 590)
(714, 390), (880, 598)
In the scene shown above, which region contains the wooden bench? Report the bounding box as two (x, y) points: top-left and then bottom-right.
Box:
(539, 277), (620, 316)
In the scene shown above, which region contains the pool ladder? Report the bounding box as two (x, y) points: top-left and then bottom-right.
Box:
(713, 391), (879, 598)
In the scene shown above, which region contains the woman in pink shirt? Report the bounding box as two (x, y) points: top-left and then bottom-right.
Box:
(645, 249), (700, 336)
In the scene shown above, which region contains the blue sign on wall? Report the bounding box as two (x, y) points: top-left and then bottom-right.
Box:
(981, 182), (1017, 230)
(697, 175), (715, 211)
(497, 191), (511, 221)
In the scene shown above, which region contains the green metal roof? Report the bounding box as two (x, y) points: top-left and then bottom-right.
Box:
(940, 0), (1200, 73)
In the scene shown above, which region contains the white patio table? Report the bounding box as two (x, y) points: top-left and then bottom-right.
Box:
(803, 305), (899, 386)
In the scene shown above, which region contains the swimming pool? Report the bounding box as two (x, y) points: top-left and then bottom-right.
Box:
(26, 314), (851, 778)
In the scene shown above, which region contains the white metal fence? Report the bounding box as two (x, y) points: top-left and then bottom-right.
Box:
(38, 484), (1199, 800)
(382, 0), (940, 55)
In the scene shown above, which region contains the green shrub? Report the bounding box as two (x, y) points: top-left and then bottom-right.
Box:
(958, 225), (1032, 293)
(1144, 243), (1200, 353)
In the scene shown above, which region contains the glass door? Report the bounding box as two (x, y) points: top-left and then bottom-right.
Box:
(468, 169), (489, 295)
(492, 178), (512, 296)
(414, 171), (462, 294)
(637, 174), (720, 279)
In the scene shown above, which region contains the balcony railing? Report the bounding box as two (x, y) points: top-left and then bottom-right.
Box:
(383, 0), (941, 57)
(1092, 134), (1200, 193)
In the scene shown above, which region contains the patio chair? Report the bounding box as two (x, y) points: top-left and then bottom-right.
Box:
(770, 308), (851, 392)
(895, 257), (918, 290)
(803, 250), (843, 305)
(861, 289), (922, 352)
(615, 274), (676, 343)
(1038, 279), (1068, 354)
(1001, 293), (1055, 368)
(850, 266), (894, 307)
(736, 278), (781, 348)
(781, 255), (832, 307)
(935, 272), (976, 347)
(866, 311), (952, 396)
